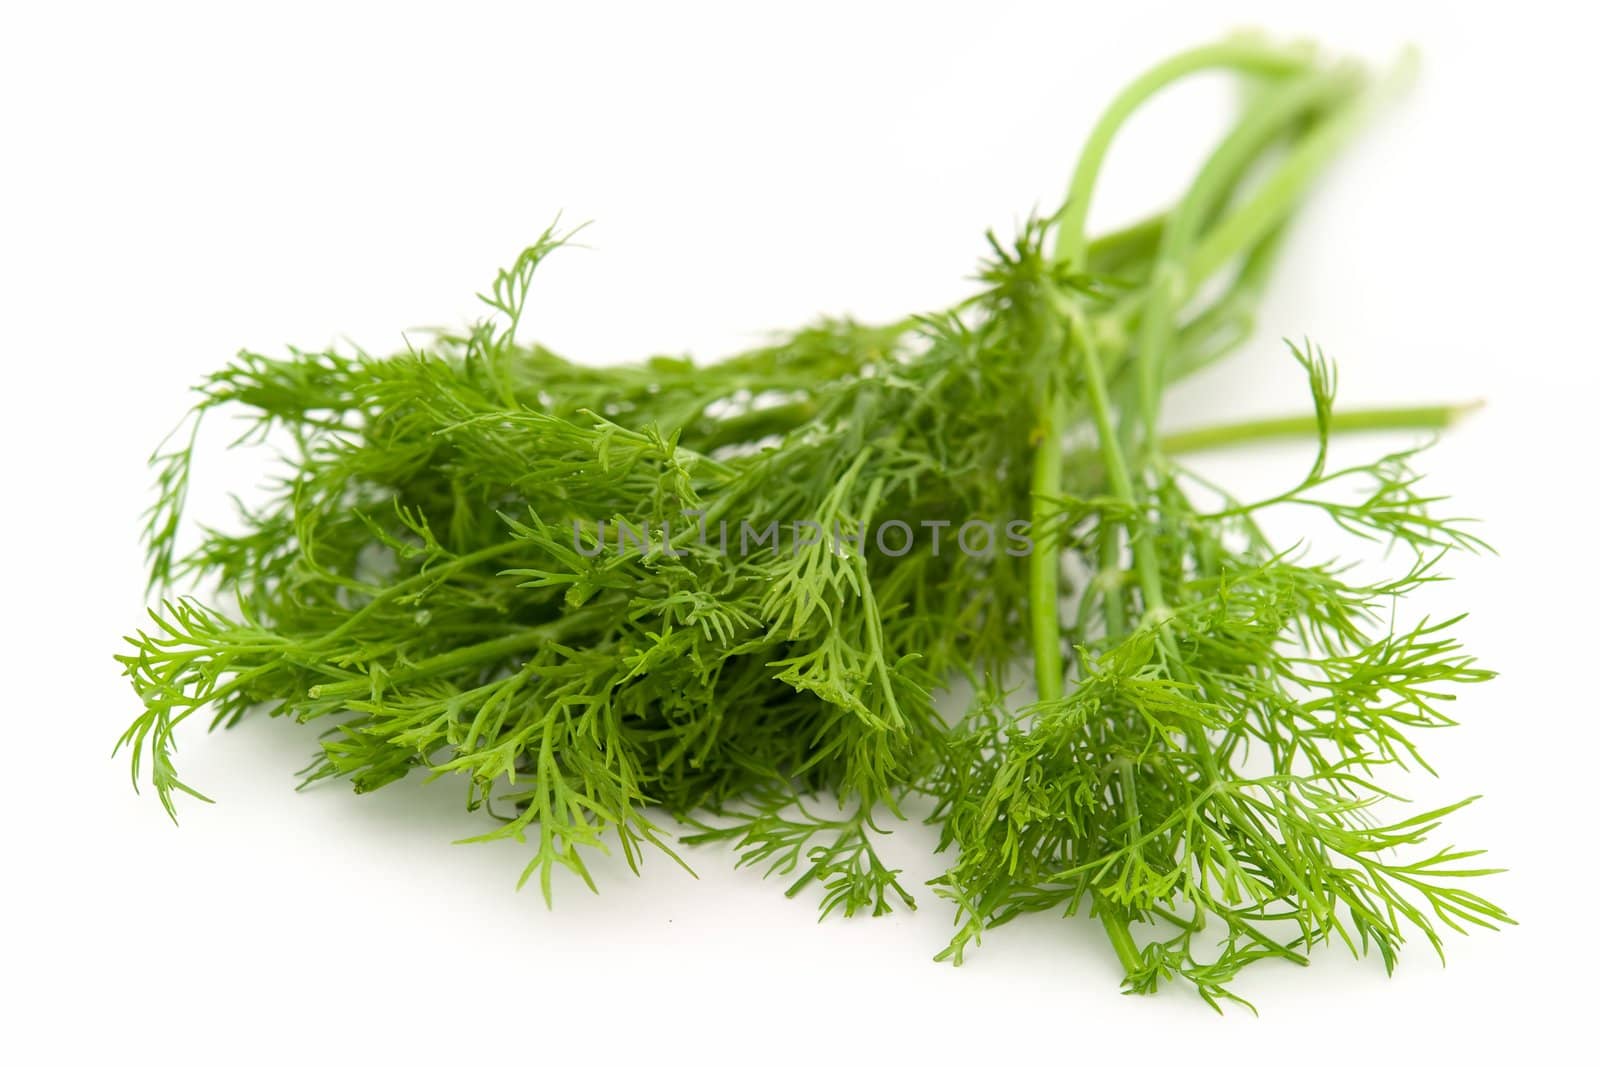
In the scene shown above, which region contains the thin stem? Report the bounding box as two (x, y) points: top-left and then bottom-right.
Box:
(1161, 402), (1480, 455)
(307, 605), (607, 699)
(1085, 211), (1166, 278)
(1134, 66), (1364, 440)
(1182, 54), (1412, 288)
(1029, 388), (1068, 702)
(1162, 223), (1289, 381)
(1053, 39), (1314, 267)
(1100, 906), (1145, 980)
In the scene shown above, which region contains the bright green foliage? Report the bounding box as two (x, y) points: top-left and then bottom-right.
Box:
(117, 37), (1505, 1008)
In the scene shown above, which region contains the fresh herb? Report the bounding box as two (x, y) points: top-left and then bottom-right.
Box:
(118, 37), (1506, 1008)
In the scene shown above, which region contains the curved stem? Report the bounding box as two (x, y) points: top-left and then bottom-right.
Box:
(1033, 41), (1395, 985)
(1133, 66), (1365, 442)
(1183, 54), (1410, 288)
(1052, 39), (1314, 267)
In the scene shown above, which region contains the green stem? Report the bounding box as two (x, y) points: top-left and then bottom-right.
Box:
(1040, 41), (1396, 986)
(1085, 211), (1166, 278)
(1133, 66), (1363, 440)
(314, 539), (525, 647)
(1070, 309), (1144, 511)
(1071, 64), (1371, 969)
(1162, 223), (1289, 381)
(1043, 43), (1316, 979)
(1029, 388), (1068, 702)
(1113, 70), (1370, 615)
(1161, 402), (1479, 455)
(1053, 39), (1313, 266)
(307, 606), (606, 700)
(1182, 53), (1411, 288)
(1099, 907), (1145, 980)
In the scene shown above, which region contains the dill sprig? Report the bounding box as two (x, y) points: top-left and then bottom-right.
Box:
(117, 36), (1505, 1007)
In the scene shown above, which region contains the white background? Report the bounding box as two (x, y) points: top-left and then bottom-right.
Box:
(3, 1), (1595, 1061)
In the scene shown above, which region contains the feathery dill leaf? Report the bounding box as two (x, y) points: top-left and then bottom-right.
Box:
(117, 36), (1503, 1006)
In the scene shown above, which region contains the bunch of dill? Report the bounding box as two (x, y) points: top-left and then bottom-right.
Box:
(118, 37), (1506, 1008)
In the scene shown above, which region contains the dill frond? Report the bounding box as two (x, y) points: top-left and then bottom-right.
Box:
(118, 35), (1504, 1007)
